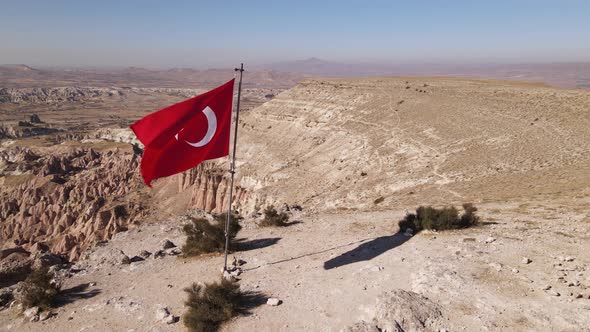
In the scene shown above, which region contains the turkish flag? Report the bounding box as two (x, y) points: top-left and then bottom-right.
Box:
(130, 79), (235, 186)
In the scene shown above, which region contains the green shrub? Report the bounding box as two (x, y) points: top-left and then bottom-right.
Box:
(259, 206), (289, 227)
(182, 215), (242, 257)
(20, 267), (59, 310)
(183, 279), (260, 332)
(398, 204), (479, 233)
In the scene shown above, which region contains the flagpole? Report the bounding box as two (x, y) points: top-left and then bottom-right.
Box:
(224, 63), (244, 273)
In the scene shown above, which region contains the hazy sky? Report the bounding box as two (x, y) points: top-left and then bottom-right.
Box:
(1, 0), (589, 68)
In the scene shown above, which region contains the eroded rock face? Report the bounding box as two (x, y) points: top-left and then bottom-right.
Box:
(0, 87), (123, 104)
(0, 143), (253, 263)
(178, 163), (249, 214)
(0, 145), (148, 261)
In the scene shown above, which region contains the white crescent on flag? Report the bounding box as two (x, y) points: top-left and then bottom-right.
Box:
(174, 106), (218, 147)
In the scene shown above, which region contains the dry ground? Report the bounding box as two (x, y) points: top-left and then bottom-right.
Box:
(1, 197), (589, 331)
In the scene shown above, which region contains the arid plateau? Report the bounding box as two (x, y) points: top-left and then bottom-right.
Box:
(1, 66), (589, 331)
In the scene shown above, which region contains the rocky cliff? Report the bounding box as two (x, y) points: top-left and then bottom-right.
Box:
(0, 145), (148, 261)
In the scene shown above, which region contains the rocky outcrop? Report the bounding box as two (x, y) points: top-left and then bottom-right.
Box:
(0, 123), (59, 139)
(178, 163), (249, 214)
(0, 87), (123, 104)
(343, 289), (445, 332)
(0, 252), (32, 288)
(0, 86), (203, 105)
(0, 145), (148, 261)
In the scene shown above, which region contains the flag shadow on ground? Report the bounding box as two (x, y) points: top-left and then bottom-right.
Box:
(323, 232), (411, 270)
(235, 237), (281, 251)
(55, 283), (101, 307)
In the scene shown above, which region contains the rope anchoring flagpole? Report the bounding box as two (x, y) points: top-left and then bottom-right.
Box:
(223, 63), (244, 273)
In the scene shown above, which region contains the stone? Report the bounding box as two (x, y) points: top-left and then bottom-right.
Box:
(485, 237), (496, 244)
(565, 256), (575, 262)
(129, 256), (144, 263)
(267, 298), (282, 306)
(33, 252), (63, 269)
(161, 240), (176, 250)
(512, 268), (519, 274)
(121, 254), (131, 265)
(153, 250), (166, 258)
(165, 247), (181, 256)
(546, 289), (560, 296)
(164, 315), (178, 324)
(521, 257), (532, 265)
(223, 270), (238, 282)
(23, 306), (40, 322)
(489, 262), (502, 272)
(404, 228), (414, 237)
(542, 285), (552, 291)
(138, 250), (152, 259)
(230, 268), (243, 277)
(39, 311), (51, 321)
(370, 266), (383, 272)
(155, 306), (171, 321)
(373, 289), (443, 332)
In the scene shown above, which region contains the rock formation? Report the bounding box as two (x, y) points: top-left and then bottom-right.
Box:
(0, 145), (148, 261)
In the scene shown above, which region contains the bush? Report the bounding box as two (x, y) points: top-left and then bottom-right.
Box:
(259, 206), (289, 227)
(398, 203), (479, 233)
(183, 279), (261, 332)
(20, 267), (59, 310)
(182, 214), (242, 257)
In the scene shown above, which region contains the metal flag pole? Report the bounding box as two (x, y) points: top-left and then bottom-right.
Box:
(223, 63), (244, 273)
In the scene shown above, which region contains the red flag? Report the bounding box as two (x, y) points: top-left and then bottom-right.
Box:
(130, 79), (235, 186)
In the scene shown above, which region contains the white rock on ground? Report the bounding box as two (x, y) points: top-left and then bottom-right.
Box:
(267, 298), (282, 306)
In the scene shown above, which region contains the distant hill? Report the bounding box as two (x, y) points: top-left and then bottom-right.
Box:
(0, 65), (304, 89)
(259, 58), (590, 89)
(2, 61), (590, 89)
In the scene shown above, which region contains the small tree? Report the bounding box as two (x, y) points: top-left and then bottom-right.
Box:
(20, 267), (59, 310)
(399, 204), (479, 233)
(182, 215), (241, 257)
(259, 206), (289, 227)
(183, 280), (263, 332)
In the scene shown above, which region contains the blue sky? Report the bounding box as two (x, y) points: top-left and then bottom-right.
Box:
(1, 0), (589, 67)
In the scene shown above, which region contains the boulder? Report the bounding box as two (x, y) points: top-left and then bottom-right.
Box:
(161, 239), (176, 250)
(0, 252), (32, 288)
(23, 306), (40, 322)
(373, 289), (443, 332)
(33, 252), (64, 269)
(155, 306), (178, 324)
